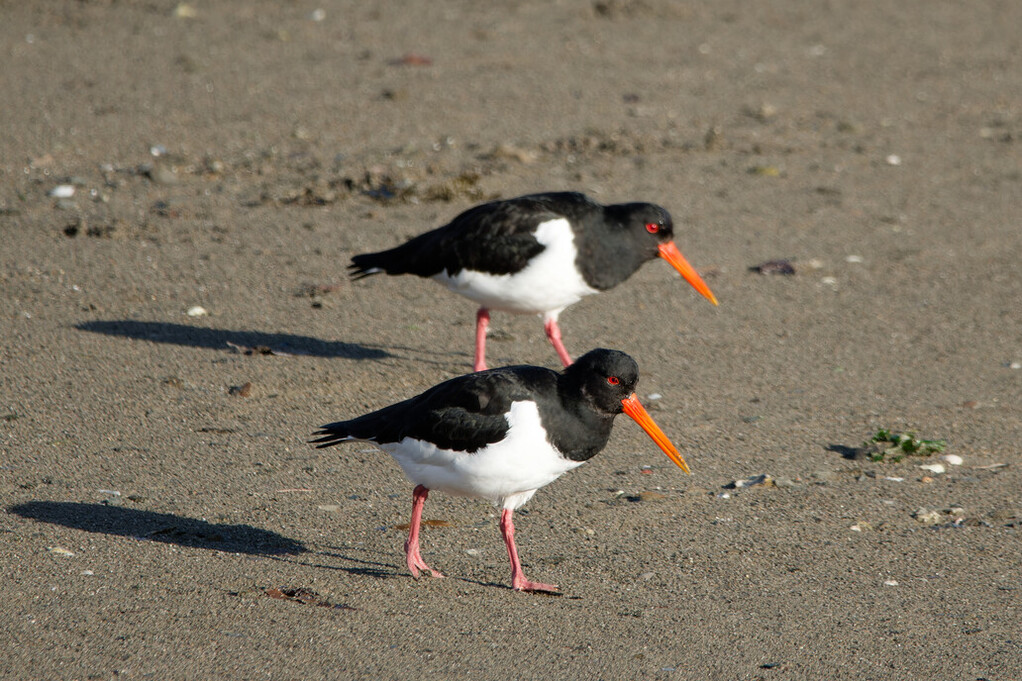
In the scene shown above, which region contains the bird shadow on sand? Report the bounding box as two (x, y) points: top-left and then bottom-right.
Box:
(308, 545), (538, 592)
(75, 320), (390, 360)
(9, 501), (307, 556)
(75, 319), (474, 369)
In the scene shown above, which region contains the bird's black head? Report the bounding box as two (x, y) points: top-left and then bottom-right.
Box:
(607, 202), (676, 258)
(563, 348), (640, 416)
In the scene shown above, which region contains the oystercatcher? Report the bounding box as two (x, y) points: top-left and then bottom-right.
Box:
(349, 192), (717, 371)
(311, 348), (690, 593)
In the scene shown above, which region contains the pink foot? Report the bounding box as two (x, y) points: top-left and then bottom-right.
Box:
(474, 308), (490, 372)
(405, 485), (443, 579)
(500, 508), (558, 593)
(543, 317), (573, 367)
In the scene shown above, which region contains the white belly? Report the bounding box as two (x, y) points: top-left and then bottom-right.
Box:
(380, 401), (584, 510)
(432, 218), (598, 316)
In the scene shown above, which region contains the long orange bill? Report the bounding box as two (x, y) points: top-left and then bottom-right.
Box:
(657, 241), (719, 306)
(620, 393), (690, 474)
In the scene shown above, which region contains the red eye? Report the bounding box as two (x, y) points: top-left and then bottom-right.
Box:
(646, 223), (660, 234)
(607, 376), (619, 385)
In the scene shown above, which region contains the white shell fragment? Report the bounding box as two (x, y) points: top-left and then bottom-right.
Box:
(47, 546), (75, 557)
(49, 184), (75, 198)
(845, 255), (864, 263)
(885, 154), (902, 166)
(942, 454), (964, 466)
(918, 463), (946, 474)
(186, 306), (209, 317)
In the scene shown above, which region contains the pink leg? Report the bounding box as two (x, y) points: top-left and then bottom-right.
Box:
(404, 485), (443, 579)
(543, 317), (573, 367)
(500, 508), (558, 593)
(474, 308), (490, 372)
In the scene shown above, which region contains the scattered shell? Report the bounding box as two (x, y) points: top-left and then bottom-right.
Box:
(883, 579), (899, 587)
(646, 393), (663, 401)
(465, 548), (481, 556)
(913, 508), (943, 524)
(729, 474), (775, 489)
(1009, 361), (1021, 370)
(821, 276), (838, 285)
(918, 463), (946, 474)
(47, 546), (75, 557)
(309, 8), (326, 21)
(48, 184), (75, 198)
(186, 306), (209, 317)
(845, 255), (864, 263)
(885, 154), (902, 166)
(943, 454), (964, 466)
(884, 476), (905, 482)
(317, 504), (340, 512)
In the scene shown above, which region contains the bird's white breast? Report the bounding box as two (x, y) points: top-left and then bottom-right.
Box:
(380, 400), (583, 510)
(432, 218), (598, 316)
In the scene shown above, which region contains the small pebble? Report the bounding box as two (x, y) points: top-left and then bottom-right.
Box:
(646, 393), (662, 401)
(845, 255), (863, 263)
(186, 306), (209, 317)
(883, 579), (899, 587)
(821, 276), (838, 285)
(885, 154), (902, 166)
(943, 454), (963, 466)
(317, 504), (340, 512)
(918, 463), (946, 474)
(1009, 361), (1021, 370)
(309, 8), (326, 21)
(465, 548), (481, 556)
(47, 546), (75, 557)
(913, 508), (942, 524)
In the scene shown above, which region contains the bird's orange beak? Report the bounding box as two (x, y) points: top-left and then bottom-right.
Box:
(658, 241), (718, 306)
(620, 393), (690, 474)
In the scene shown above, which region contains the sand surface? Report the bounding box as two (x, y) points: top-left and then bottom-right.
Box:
(2, 2), (1020, 679)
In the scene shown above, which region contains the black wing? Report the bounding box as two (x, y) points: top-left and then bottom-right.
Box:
(311, 366), (558, 453)
(349, 193), (600, 279)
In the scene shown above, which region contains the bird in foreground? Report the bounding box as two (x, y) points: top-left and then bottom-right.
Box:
(349, 192), (718, 372)
(311, 348), (690, 593)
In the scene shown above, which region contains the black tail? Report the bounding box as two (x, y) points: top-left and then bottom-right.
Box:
(310, 421), (355, 448)
(348, 253), (387, 281)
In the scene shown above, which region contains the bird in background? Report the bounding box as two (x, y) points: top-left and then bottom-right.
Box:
(349, 192), (718, 371)
(312, 348), (689, 593)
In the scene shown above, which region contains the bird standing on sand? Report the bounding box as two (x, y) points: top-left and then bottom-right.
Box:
(312, 348), (690, 593)
(349, 192), (718, 371)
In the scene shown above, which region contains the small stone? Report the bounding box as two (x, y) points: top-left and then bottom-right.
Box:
(317, 504), (340, 512)
(845, 255), (864, 263)
(883, 579), (899, 587)
(637, 491), (667, 502)
(49, 184), (75, 198)
(821, 276), (838, 285)
(885, 154), (902, 166)
(47, 546), (75, 557)
(186, 306), (209, 317)
(918, 463), (946, 474)
(465, 548), (481, 556)
(173, 3), (197, 18)
(913, 508), (942, 524)
(639, 571), (655, 581)
(812, 469), (838, 482)
(943, 454), (963, 466)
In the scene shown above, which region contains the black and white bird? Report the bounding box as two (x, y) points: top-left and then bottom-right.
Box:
(349, 192), (717, 371)
(311, 348), (690, 593)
